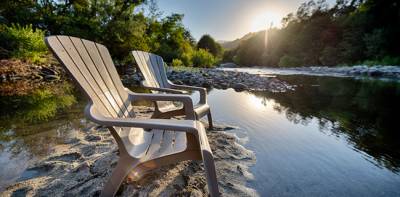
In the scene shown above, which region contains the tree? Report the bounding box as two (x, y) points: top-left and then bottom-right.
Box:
(147, 14), (195, 65)
(0, 0), (198, 64)
(222, 0), (400, 67)
(197, 34), (222, 57)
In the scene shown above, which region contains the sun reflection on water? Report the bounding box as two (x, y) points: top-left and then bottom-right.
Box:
(247, 94), (266, 110)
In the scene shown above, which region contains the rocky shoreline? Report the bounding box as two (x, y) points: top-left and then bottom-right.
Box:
(1, 59), (294, 96)
(221, 65), (400, 79)
(121, 67), (294, 92)
(3, 107), (257, 197)
(0, 59), (63, 96)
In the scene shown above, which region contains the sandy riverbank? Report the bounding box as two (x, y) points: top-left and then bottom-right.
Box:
(2, 106), (257, 197)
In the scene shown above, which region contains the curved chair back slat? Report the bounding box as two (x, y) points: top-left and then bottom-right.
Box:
(132, 50), (169, 89)
(46, 35), (134, 118)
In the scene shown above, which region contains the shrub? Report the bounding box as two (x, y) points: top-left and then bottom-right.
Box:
(180, 51), (193, 66)
(0, 24), (48, 63)
(278, 55), (303, 67)
(191, 49), (216, 68)
(171, 59), (183, 67)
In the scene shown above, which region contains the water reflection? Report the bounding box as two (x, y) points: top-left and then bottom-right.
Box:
(0, 82), (86, 190)
(252, 76), (400, 172)
(205, 77), (400, 196)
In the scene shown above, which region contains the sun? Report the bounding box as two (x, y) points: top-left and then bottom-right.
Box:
(251, 11), (282, 32)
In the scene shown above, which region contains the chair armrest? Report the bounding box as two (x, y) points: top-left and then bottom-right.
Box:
(142, 85), (188, 94)
(169, 83), (207, 104)
(84, 102), (198, 133)
(125, 89), (195, 120)
(140, 80), (187, 94)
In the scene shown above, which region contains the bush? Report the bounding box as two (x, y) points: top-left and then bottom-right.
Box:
(278, 55), (303, 67)
(180, 51), (193, 66)
(171, 59), (183, 67)
(0, 24), (48, 63)
(191, 49), (216, 68)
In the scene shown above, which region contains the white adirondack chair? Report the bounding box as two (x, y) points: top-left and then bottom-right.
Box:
(131, 50), (213, 128)
(45, 36), (219, 197)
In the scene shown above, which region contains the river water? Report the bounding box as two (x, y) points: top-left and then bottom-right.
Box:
(1, 71), (400, 196)
(205, 75), (400, 196)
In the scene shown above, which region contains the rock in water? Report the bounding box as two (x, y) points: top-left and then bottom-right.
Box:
(233, 83), (248, 92)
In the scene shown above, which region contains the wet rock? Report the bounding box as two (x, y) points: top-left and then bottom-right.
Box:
(11, 187), (32, 197)
(17, 164), (54, 181)
(85, 134), (102, 142)
(81, 145), (96, 157)
(233, 83), (248, 92)
(368, 70), (383, 77)
(48, 152), (82, 162)
(202, 81), (212, 88)
(40, 67), (58, 76)
(44, 75), (60, 81)
(64, 137), (80, 144)
(90, 153), (117, 175)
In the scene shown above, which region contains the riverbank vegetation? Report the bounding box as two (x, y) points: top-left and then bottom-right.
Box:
(223, 0), (400, 67)
(0, 0), (220, 67)
(0, 0), (222, 123)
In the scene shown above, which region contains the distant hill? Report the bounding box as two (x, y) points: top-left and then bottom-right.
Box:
(218, 32), (256, 50)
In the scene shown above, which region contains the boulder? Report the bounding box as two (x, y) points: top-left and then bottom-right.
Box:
(233, 83), (247, 92)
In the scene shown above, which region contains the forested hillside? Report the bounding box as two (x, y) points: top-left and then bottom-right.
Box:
(224, 0), (400, 67)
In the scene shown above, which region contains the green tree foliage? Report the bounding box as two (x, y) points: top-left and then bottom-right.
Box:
(192, 49), (216, 68)
(197, 34), (222, 57)
(279, 55), (303, 67)
(171, 59), (183, 67)
(0, 24), (48, 63)
(147, 14), (195, 64)
(225, 0), (400, 67)
(0, 0), (199, 65)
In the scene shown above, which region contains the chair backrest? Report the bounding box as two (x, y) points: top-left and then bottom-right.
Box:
(46, 35), (134, 119)
(131, 50), (169, 89)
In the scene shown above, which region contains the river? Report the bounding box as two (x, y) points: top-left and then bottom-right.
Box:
(1, 70), (400, 196)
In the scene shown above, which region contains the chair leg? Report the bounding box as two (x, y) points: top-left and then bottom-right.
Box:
(202, 150), (220, 197)
(207, 111), (214, 129)
(100, 157), (138, 197)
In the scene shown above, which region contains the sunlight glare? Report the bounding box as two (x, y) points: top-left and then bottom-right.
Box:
(251, 11), (282, 32)
(247, 94), (266, 110)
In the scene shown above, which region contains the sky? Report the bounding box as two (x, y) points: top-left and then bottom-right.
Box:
(156, 0), (335, 41)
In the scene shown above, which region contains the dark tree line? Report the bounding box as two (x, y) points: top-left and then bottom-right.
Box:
(224, 0), (400, 67)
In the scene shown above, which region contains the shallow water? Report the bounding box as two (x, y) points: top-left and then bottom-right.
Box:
(1, 75), (400, 196)
(203, 76), (400, 196)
